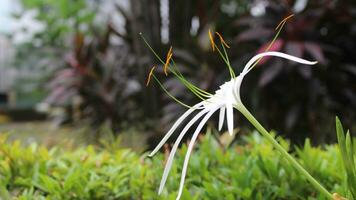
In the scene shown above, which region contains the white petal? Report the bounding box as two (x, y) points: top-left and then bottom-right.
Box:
(149, 102), (203, 157)
(242, 51), (318, 74)
(232, 76), (243, 103)
(158, 109), (208, 194)
(218, 107), (225, 131)
(226, 104), (234, 136)
(176, 107), (218, 200)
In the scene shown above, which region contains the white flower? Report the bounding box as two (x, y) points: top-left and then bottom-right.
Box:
(149, 51), (317, 200)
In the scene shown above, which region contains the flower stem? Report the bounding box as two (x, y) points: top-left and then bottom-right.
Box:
(236, 105), (333, 199)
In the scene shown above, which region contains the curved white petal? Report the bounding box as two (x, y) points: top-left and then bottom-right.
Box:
(242, 51), (318, 74)
(158, 108), (209, 194)
(226, 104), (234, 136)
(176, 107), (219, 200)
(149, 102), (204, 157)
(232, 76), (243, 104)
(218, 107), (225, 131)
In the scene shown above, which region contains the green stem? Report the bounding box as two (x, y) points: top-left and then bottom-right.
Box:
(236, 104), (333, 199)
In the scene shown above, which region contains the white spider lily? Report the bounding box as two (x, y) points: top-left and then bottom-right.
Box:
(149, 51), (317, 199)
(142, 15), (333, 198)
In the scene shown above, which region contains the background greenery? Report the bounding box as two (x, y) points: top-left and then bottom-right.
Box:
(7, 0), (355, 145)
(0, 131), (350, 199)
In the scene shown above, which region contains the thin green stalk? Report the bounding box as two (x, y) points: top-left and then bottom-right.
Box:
(140, 33), (212, 100)
(221, 43), (236, 78)
(214, 43), (235, 79)
(249, 20), (286, 70)
(170, 59), (212, 98)
(152, 75), (192, 109)
(236, 104), (333, 199)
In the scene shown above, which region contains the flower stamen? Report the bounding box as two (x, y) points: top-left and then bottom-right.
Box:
(275, 14), (294, 30)
(209, 31), (235, 78)
(140, 33), (212, 104)
(215, 32), (230, 48)
(208, 29), (215, 51)
(164, 46), (173, 75)
(251, 13), (294, 68)
(146, 65), (156, 86)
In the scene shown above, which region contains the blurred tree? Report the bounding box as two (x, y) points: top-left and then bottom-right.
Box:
(13, 0), (356, 143)
(235, 0), (356, 143)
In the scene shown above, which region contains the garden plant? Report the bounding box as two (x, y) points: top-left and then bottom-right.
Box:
(0, 128), (353, 199)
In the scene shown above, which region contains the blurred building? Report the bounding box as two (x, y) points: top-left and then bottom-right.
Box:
(0, 35), (16, 107)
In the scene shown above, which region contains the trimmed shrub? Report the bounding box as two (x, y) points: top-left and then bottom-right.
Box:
(0, 131), (347, 199)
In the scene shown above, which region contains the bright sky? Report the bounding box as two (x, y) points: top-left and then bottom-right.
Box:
(0, 0), (127, 43)
(0, 0), (17, 33)
(0, 0), (46, 43)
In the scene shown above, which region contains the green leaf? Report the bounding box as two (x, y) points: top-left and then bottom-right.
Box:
(335, 116), (356, 199)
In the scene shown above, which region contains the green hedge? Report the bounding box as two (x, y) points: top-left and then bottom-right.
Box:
(0, 131), (348, 199)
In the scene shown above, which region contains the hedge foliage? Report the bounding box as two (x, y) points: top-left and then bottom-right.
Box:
(0, 131), (349, 199)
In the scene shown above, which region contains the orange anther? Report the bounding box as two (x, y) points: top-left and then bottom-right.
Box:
(215, 32), (230, 48)
(208, 29), (215, 51)
(164, 46), (173, 75)
(275, 14), (294, 30)
(146, 65), (156, 86)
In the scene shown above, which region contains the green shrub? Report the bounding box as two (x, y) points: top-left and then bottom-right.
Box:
(0, 131), (348, 199)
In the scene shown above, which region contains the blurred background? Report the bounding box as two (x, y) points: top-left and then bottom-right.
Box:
(0, 0), (355, 150)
